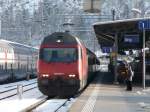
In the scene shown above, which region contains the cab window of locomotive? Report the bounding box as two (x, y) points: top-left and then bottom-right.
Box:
(42, 48), (77, 62)
(39, 49), (44, 59)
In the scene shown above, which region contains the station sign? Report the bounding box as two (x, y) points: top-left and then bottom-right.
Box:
(102, 47), (112, 53)
(124, 34), (139, 43)
(138, 19), (150, 30)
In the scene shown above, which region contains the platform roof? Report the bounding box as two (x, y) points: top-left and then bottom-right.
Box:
(93, 18), (150, 50)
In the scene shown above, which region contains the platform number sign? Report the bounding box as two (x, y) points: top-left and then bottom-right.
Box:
(138, 19), (150, 30)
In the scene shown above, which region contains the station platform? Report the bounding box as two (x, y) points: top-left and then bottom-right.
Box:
(69, 72), (150, 112)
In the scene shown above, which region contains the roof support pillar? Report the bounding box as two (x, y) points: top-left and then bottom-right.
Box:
(113, 32), (118, 83)
(142, 25), (146, 89)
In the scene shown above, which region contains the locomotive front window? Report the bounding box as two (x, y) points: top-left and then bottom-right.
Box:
(40, 48), (77, 62)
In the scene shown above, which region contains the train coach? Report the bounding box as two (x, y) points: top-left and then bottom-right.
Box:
(0, 39), (38, 84)
(37, 32), (100, 97)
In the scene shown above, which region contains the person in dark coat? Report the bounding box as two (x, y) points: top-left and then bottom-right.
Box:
(126, 63), (134, 91)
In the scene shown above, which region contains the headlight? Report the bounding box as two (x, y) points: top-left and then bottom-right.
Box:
(42, 74), (49, 77)
(69, 74), (76, 78)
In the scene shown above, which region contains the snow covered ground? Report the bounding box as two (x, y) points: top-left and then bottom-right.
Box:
(33, 99), (67, 112)
(0, 87), (76, 112)
(57, 98), (76, 112)
(0, 79), (45, 112)
(0, 79), (76, 112)
(0, 79), (37, 92)
(0, 96), (46, 112)
(0, 87), (45, 111)
(32, 98), (76, 112)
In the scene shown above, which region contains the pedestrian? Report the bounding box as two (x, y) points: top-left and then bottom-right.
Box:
(126, 63), (134, 91)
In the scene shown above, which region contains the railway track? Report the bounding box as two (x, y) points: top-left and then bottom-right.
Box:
(21, 95), (48, 112)
(18, 96), (69, 112)
(22, 97), (70, 112)
(52, 99), (69, 112)
(0, 81), (37, 94)
(0, 82), (37, 100)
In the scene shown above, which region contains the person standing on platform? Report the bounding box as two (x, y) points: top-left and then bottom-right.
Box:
(126, 63), (134, 91)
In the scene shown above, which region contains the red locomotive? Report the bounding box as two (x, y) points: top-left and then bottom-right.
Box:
(37, 32), (99, 97)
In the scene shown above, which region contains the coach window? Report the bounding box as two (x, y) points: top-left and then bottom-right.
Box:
(1, 65), (3, 70)
(20, 64), (22, 70)
(5, 63), (7, 71)
(18, 62), (19, 70)
(9, 64), (12, 71)
(25, 65), (27, 71)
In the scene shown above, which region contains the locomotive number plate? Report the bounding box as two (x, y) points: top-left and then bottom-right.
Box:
(54, 73), (65, 75)
(41, 79), (48, 85)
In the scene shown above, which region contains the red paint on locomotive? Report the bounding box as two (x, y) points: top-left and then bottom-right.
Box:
(37, 32), (89, 97)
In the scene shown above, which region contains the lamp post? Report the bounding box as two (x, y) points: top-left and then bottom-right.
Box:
(111, 8), (116, 21)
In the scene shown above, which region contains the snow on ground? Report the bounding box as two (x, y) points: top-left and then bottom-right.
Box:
(33, 98), (76, 112)
(136, 87), (150, 95)
(143, 88), (150, 92)
(0, 83), (37, 100)
(33, 99), (67, 112)
(57, 98), (76, 112)
(0, 78), (76, 112)
(0, 96), (46, 112)
(0, 78), (37, 92)
(0, 85), (44, 112)
(3, 87), (43, 101)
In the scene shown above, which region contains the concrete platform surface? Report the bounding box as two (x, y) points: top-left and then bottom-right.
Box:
(69, 73), (150, 112)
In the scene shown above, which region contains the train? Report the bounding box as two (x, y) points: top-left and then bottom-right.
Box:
(0, 39), (38, 84)
(37, 32), (100, 97)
